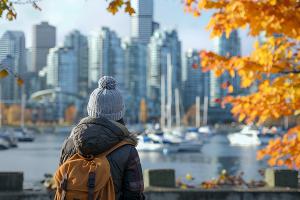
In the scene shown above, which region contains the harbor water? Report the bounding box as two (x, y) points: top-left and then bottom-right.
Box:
(0, 132), (267, 188)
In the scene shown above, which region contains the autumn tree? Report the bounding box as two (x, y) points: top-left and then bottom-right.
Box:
(139, 98), (148, 123)
(7, 104), (21, 125)
(184, 0), (300, 169)
(64, 104), (77, 125)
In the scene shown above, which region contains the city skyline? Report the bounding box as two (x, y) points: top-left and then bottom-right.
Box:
(0, 0), (254, 54)
(0, 0), (244, 124)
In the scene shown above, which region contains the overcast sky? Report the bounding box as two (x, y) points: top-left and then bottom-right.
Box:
(0, 0), (255, 54)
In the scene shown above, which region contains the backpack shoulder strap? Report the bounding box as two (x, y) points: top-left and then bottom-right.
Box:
(100, 140), (135, 157)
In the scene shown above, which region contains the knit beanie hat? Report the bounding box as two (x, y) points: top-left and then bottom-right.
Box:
(87, 76), (125, 121)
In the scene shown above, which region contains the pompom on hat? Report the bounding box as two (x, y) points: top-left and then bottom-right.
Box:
(87, 76), (125, 121)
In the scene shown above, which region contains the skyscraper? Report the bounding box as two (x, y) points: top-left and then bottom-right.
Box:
(123, 39), (147, 98)
(0, 31), (26, 100)
(88, 27), (125, 91)
(32, 22), (56, 73)
(0, 55), (14, 101)
(147, 29), (182, 118)
(0, 31), (26, 75)
(46, 47), (78, 94)
(182, 49), (210, 111)
(210, 30), (241, 107)
(123, 39), (147, 122)
(131, 0), (154, 44)
(64, 30), (89, 97)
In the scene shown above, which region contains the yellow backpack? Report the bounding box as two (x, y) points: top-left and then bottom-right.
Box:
(54, 140), (134, 200)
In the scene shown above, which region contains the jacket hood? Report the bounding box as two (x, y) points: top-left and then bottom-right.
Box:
(71, 116), (137, 156)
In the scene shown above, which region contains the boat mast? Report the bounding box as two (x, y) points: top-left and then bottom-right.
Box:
(175, 88), (180, 127)
(160, 74), (166, 130)
(0, 83), (2, 128)
(167, 54), (172, 129)
(21, 86), (26, 129)
(203, 96), (208, 126)
(196, 96), (201, 127)
(284, 116), (289, 130)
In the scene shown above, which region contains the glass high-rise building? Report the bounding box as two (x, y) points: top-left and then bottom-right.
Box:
(0, 31), (26, 100)
(147, 29), (182, 118)
(46, 47), (78, 94)
(182, 49), (210, 111)
(32, 22), (56, 73)
(64, 30), (89, 97)
(0, 56), (14, 101)
(123, 39), (147, 122)
(0, 31), (26, 75)
(88, 27), (125, 91)
(131, 0), (154, 44)
(210, 30), (241, 107)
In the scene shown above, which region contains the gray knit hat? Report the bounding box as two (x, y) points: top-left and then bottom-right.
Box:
(87, 76), (125, 121)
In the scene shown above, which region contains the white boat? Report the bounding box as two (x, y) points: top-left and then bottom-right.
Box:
(0, 137), (10, 150)
(227, 126), (261, 146)
(163, 132), (203, 152)
(14, 128), (35, 142)
(137, 132), (202, 153)
(136, 135), (178, 153)
(198, 126), (215, 135)
(0, 129), (18, 148)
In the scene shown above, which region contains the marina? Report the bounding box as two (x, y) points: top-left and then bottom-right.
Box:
(0, 128), (269, 189)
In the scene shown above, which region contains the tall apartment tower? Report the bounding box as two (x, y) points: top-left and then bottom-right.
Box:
(64, 30), (89, 97)
(0, 31), (26, 100)
(0, 31), (26, 75)
(46, 47), (78, 94)
(32, 22), (56, 72)
(131, 0), (154, 44)
(122, 39), (147, 122)
(147, 29), (182, 118)
(210, 30), (241, 107)
(182, 49), (210, 111)
(88, 27), (125, 91)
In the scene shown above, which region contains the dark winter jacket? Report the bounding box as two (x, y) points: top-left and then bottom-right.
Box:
(59, 116), (144, 200)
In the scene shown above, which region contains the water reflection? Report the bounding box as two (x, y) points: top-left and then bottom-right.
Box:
(139, 135), (267, 182)
(0, 133), (267, 187)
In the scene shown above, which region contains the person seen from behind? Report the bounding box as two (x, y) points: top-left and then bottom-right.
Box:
(55, 76), (144, 200)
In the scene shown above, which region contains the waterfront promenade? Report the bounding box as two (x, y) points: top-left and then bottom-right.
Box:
(1, 186), (300, 200)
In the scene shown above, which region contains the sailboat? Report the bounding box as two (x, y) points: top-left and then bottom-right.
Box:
(227, 125), (261, 146)
(14, 87), (35, 142)
(0, 84), (17, 148)
(137, 54), (202, 152)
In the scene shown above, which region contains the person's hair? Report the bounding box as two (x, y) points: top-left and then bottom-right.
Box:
(116, 118), (125, 126)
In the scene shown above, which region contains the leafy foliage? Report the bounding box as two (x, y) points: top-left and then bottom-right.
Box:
(177, 170), (265, 189)
(0, 0), (17, 20)
(107, 0), (135, 15)
(64, 104), (77, 124)
(184, 0), (300, 169)
(0, 65), (24, 86)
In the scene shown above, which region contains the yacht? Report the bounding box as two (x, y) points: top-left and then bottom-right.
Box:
(136, 134), (178, 153)
(14, 128), (35, 142)
(0, 129), (18, 147)
(198, 126), (215, 135)
(0, 137), (10, 150)
(227, 126), (261, 146)
(137, 131), (203, 153)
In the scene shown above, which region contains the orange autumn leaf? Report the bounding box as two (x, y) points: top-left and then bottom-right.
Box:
(192, 63), (198, 69)
(221, 81), (230, 89)
(0, 69), (9, 79)
(228, 85), (234, 93)
(184, 0), (300, 170)
(16, 77), (24, 86)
